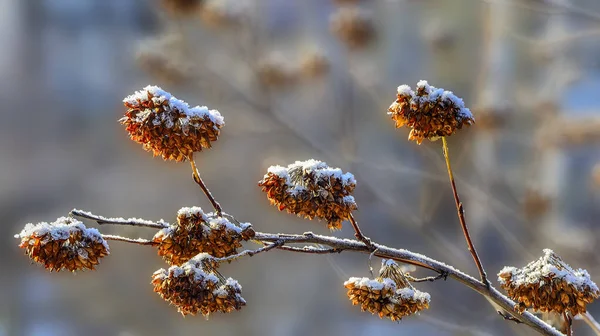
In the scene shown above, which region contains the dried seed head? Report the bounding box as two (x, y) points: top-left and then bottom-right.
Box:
(387, 81), (475, 144)
(160, 0), (204, 16)
(153, 207), (255, 265)
(256, 53), (297, 89)
(498, 249), (599, 315)
(344, 261), (430, 321)
(330, 7), (375, 49)
(258, 159), (357, 230)
(15, 217), (109, 272)
(120, 86), (224, 162)
(522, 189), (552, 220)
(135, 37), (195, 85)
(152, 256), (245, 316)
(299, 50), (330, 79)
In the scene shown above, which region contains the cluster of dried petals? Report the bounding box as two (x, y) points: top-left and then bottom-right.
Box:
(15, 217), (109, 272)
(160, 0), (204, 16)
(120, 86), (224, 162)
(256, 53), (297, 89)
(152, 255), (245, 316)
(498, 249), (599, 315)
(299, 50), (330, 79)
(329, 7), (375, 49)
(153, 207), (255, 265)
(135, 38), (195, 85)
(387, 81), (475, 144)
(344, 260), (430, 321)
(258, 159), (357, 230)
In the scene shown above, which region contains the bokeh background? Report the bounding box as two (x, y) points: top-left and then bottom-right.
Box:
(1, 0), (600, 335)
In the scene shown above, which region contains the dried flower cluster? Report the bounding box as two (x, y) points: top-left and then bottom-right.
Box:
(330, 7), (375, 49)
(498, 249), (599, 315)
(160, 0), (204, 16)
(344, 260), (430, 321)
(152, 254), (245, 316)
(15, 217), (109, 272)
(153, 207), (255, 265)
(387, 80), (475, 144)
(258, 159), (357, 230)
(120, 86), (224, 162)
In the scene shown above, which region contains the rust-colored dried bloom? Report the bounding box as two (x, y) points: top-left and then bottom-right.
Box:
(387, 81), (475, 144)
(344, 260), (430, 321)
(258, 159), (357, 230)
(15, 217), (109, 272)
(153, 207), (255, 265)
(160, 0), (204, 16)
(120, 86), (224, 162)
(329, 7), (375, 49)
(152, 254), (246, 316)
(299, 50), (330, 79)
(256, 53), (297, 89)
(498, 249), (599, 315)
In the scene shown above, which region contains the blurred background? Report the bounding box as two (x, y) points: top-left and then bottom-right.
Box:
(1, 0), (600, 335)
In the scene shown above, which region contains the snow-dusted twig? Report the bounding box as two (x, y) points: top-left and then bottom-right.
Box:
(253, 231), (561, 336)
(276, 245), (343, 254)
(406, 273), (448, 283)
(214, 240), (284, 263)
(579, 312), (600, 335)
(102, 234), (157, 246)
(70, 209), (169, 229)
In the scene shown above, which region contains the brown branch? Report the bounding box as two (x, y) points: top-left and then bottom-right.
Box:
(102, 234), (157, 246)
(564, 312), (573, 336)
(254, 231), (562, 336)
(348, 213), (373, 249)
(188, 154), (223, 216)
(276, 245), (343, 254)
(214, 240), (284, 263)
(70, 209), (169, 229)
(441, 137), (489, 286)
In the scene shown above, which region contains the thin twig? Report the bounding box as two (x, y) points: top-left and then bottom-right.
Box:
(102, 234), (157, 246)
(70, 209), (169, 229)
(564, 312), (573, 336)
(188, 154), (223, 216)
(348, 213), (373, 249)
(276, 245), (342, 254)
(214, 240), (284, 263)
(580, 312), (600, 335)
(407, 272), (448, 283)
(441, 137), (489, 286)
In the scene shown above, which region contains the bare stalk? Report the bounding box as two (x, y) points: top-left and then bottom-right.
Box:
(441, 137), (489, 286)
(276, 245), (343, 254)
(214, 241), (284, 263)
(564, 312), (573, 336)
(102, 234), (157, 246)
(349, 213), (373, 248)
(580, 312), (600, 335)
(188, 153), (223, 216)
(70, 209), (169, 229)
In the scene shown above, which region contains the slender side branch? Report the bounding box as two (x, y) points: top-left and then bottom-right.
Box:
(441, 137), (489, 286)
(349, 213), (373, 249)
(580, 312), (600, 335)
(70, 209), (169, 229)
(276, 245), (343, 254)
(407, 273), (448, 283)
(214, 240), (284, 263)
(188, 154), (223, 216)
(254, 231), (562, 336)
(102, 234), (158, 246)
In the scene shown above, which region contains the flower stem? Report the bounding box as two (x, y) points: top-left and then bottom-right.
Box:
(349, 213), (373, 249)
(441, 136), (489, 286)
(564, 312), (572, 336)
(581, 312), (600, 335)
(188, 154), (223, 216)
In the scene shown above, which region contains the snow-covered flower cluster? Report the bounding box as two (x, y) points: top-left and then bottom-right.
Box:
(498, 249), (599, 315)
(153, 206), (255, 265)
(152, 254), (245, 316)
(344, 260), (430, 321)
(387, 80), (475, 144)
(15, 217), (109, 272)
(120, 85), (224, 162)
(258, 159), (357, 230)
